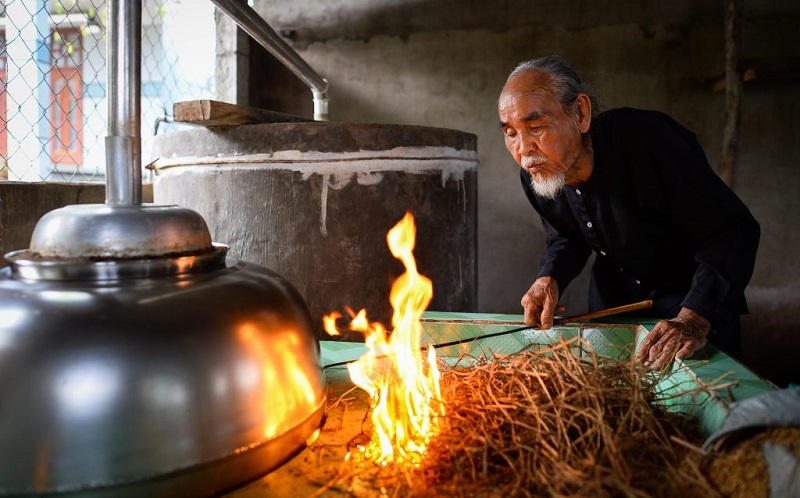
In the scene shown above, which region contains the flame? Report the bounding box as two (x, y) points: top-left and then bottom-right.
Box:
(322, 311), (342, 336)
(323, 212), (444, 464)
(349, 307), (370, 332)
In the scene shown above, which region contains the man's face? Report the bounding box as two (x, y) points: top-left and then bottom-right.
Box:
(498, 71), (590, 198)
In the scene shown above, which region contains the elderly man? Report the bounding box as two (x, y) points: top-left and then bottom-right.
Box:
(498, 55), (760, 369)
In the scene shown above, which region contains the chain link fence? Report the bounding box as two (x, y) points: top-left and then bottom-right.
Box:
(0, 0), (215, 182)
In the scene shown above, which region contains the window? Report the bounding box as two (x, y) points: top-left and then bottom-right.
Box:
(49, 29), (83, 166)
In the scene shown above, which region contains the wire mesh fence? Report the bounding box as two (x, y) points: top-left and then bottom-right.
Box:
(0, 0), (215, 182)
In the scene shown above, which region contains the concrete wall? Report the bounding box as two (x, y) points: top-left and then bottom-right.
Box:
(240, 0), (800, 384)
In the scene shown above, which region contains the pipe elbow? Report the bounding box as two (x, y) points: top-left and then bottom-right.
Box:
(312, 79), (329, 121)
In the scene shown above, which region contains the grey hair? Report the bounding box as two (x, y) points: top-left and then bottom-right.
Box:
(508, 55), (599, 116)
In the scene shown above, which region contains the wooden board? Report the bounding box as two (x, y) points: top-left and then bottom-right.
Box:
(173, 100), (313, 127)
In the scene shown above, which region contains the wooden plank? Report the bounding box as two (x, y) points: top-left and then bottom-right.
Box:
(173, 100), (313, 127)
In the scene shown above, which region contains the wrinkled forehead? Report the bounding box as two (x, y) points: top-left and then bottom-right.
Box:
(498, 71), (559, 116)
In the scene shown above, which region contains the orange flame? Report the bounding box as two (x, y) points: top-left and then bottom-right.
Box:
(323, 212), (444, 464)
(322, 311), (342, 336)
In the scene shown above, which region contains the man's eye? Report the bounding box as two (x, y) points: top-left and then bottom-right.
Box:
(503, 128), (517, 138)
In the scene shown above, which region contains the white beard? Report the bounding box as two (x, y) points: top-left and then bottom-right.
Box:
(530, 172), (566, 199)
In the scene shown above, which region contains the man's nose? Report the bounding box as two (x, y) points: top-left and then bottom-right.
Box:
(517, 131), (538, 157)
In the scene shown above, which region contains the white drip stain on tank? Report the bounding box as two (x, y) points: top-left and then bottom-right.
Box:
(319, 173), (352, 236)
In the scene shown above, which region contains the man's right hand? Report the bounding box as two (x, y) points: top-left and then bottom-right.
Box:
(521, 276), (566, 329)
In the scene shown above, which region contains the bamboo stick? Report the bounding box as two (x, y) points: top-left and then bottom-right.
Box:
(420, 299), (654, 327)
(554, 299), (654, 324)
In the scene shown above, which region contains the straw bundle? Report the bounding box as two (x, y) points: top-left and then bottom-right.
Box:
(320, 336), (724, 497)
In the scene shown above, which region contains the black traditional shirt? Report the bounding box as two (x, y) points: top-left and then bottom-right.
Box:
(521, 107), (760, 340)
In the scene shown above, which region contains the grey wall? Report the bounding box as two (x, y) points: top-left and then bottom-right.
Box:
(235, 0), (800, 385)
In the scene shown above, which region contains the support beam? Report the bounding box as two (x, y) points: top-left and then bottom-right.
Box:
(720, 0), (742, 188)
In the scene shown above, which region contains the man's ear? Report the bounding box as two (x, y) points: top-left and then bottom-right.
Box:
(574, 93), (592, 133)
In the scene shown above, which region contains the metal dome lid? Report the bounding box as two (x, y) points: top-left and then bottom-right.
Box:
(27, 203), (213, 259)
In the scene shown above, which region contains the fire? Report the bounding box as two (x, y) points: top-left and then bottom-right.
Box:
(323, 212), (444, 464)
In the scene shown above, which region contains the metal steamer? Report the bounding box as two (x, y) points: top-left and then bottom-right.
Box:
(0, 1), (325, 496)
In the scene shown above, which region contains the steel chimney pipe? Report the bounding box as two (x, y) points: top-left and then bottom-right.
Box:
(210, 0), (329, 121)
(106, 0), (142, 206)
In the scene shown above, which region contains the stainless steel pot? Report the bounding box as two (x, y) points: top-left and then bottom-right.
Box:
(0, 233), (326, 496)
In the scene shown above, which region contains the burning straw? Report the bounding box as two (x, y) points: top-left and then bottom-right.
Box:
(319, 336), (727, 498)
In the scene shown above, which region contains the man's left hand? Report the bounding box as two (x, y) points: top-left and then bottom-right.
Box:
(635, 308), (710, 370)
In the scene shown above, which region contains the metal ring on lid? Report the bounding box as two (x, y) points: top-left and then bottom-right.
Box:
(5, 244), (229, 282)
(28, 204), (214, 259)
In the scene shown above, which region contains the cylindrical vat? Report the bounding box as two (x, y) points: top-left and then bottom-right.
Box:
(152, 123), (477, 338)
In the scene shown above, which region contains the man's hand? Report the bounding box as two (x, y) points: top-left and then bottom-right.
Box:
(635, 307), (710, 370)
(521, 276), (566, 329)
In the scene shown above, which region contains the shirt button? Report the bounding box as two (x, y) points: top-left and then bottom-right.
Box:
(575, 189), (582, 195)
(635, 279), (641, 285)
(600, 251), (607, 256)
(586, 221), (593, 228)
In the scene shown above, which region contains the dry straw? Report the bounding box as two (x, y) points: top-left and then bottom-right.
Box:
(317, 336), (730, 497)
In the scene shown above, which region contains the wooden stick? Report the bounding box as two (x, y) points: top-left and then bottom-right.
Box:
(420, 300), (654, 327)
(554, 299), (654, 324)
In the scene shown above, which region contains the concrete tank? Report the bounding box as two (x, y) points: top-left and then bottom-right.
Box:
(152, 122), (477, 340)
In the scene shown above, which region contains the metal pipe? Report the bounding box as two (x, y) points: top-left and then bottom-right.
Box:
(105, 0), (142, 205)
(210, 0), (329, 121)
